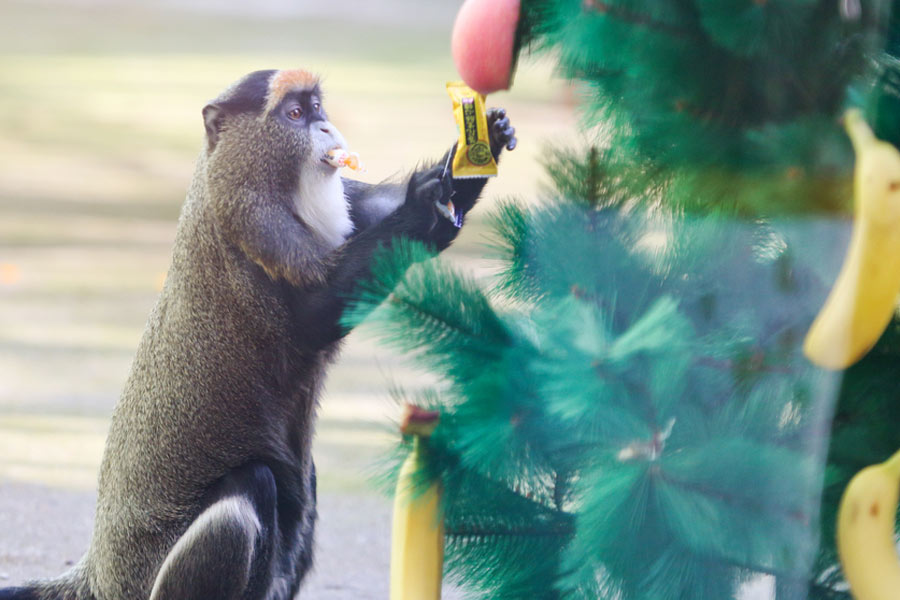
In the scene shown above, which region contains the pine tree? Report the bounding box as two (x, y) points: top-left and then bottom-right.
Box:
(346, 1), (900, 598)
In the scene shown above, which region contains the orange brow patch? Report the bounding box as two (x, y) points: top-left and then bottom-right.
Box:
(265, 69), (320, 114)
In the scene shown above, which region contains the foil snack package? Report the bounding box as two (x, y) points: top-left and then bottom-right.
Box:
(446, 81), (498, 179)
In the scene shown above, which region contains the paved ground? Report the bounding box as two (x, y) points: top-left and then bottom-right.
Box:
(0, 481), (780, 600)
(0, 480), (463, 599)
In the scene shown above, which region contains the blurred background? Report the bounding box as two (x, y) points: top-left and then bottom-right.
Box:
(0, 0), (577, 594)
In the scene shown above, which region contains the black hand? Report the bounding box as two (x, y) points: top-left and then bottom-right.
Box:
(487, 107), (517, 159)
(404, 166), (454, 227)
(412, 168), (462, 248)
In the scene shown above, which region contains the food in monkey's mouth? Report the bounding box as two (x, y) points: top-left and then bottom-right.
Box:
(323, 148), (364, 171)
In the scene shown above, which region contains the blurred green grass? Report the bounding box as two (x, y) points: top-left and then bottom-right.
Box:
(0, 0), (578, 493)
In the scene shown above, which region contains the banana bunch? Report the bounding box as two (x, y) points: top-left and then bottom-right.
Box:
(389, 405), (444, 600)
(837, 448), (900, 600)
(804, 109), (900, 370)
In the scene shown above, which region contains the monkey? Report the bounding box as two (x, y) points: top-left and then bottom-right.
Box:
(0, 68), (516, 600)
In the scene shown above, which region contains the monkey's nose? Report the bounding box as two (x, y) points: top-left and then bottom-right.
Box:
(318, 125), (330, 134)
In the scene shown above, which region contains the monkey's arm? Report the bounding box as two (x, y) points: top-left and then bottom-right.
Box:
(344, 179), (406, 231)
(344, 107), (517, 231)
(217, 194), (333, 289)
(293, 171), (458, 348)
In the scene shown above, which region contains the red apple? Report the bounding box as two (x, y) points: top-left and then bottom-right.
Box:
(451, 0), (521, 95)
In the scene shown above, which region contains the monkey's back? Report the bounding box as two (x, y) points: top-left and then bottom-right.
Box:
(81, 183), (329, 599)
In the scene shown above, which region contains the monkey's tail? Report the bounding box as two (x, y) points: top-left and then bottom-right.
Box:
(0, 587), (40, 600)
(0, 576), (91, 600)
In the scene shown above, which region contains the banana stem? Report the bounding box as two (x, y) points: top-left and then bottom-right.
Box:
(845, 109), (876, 153)
(882, 447), (900, 479)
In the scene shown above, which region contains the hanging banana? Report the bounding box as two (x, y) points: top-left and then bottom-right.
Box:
(804, 109), (900, 370)
(389, 405), (444, 600)
(837, 448), (900, 600)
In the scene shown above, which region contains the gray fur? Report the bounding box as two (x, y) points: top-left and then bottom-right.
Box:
(85, 111), (327, 599)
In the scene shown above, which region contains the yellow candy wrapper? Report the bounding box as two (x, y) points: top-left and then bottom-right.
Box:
(446, 81), (498, 179)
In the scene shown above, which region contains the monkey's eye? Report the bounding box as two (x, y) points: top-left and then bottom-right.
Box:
(312, 102), (321, 113)
(287, 106), (303, 120)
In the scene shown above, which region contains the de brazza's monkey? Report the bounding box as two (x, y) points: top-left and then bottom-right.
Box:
(0, 69), (516, 600)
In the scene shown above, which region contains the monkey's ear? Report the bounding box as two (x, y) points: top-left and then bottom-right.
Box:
(202, 104), (225, 153)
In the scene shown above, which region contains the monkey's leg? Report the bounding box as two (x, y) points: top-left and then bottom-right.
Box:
(150, 463), (277, 600)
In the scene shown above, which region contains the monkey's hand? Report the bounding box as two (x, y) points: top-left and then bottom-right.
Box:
(391, 110), (515, 246)
(402, 166), (459, 250)
(487, 107), (517, 160)
(436, 110), (515, 222)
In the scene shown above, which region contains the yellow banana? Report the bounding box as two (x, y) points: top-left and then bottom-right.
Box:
(837, 448), (900, 600)
(389, 406), (444, 600)
(804, 109), (900, 370)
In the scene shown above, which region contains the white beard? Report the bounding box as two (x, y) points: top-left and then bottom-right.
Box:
(294, 168), (354, 249)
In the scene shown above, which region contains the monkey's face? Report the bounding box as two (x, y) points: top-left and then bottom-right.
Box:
(202, 70), (348, 188)
(272, 88), (348, 176)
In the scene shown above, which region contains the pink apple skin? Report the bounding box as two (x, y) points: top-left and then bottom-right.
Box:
(451, 0), (521, 95)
